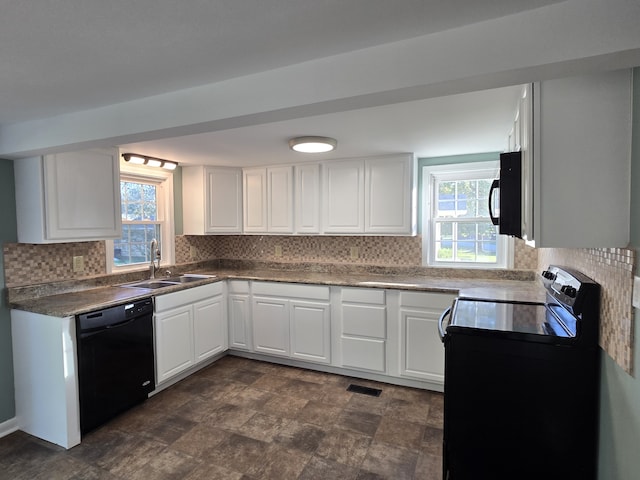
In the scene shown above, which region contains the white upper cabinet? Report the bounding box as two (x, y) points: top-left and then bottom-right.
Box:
(14, 148), (121, 243)
(295, 163), (321, 234)
(182, 166), (243, 234)
(322, 159), (365, 233)
(243, 166), (294, 233)
(322, 154), (416, 235)
(243, 168), (268, 232)
(365, 155), (414, 234)
(529, 69), (632, 247)
(267, 166), (294, 233)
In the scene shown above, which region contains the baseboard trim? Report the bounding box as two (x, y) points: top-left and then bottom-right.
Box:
(0, 417), (19, 439)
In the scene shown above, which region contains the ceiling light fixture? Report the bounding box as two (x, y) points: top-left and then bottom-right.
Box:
(288, 136), (337, 153)
(122, 153), (178, 170)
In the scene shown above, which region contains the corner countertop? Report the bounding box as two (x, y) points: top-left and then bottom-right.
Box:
(8, 267), (547, 318)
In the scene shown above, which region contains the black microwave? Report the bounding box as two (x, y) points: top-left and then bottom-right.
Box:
(489, 151), (522, 238)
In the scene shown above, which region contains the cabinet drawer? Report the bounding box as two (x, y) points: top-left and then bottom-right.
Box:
(342, 287), (385, 304)
(341, 337), (386, 373)
(342, 304), (386, 338)
(155, 283), (220, 312)
(252, 281), (329, 300)
(228, 280), (250, 294)
(400, 291), (455, 310)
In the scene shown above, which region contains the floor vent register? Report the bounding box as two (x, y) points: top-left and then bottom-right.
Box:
(346, 384), (382, 397)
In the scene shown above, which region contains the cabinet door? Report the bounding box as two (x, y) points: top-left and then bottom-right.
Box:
(43, 149), (121, 241)
(322, 159), (364, 233)
(267, 166), (294, 233)
(290, 300), (331, 364)
(532, 70), (631, 247)
(243, 168), (267, 232)
(518, 85), (534, 243)
(205, 167), (243, 233)
(252, 297), (290, 356)
(155, 306), (194, 384)
(228, 294), (251, 350)
(295, 164), (321, 233)
(193, 294), (227, 363)
(365, 155), (413, 234)
(399, 308), (445, 383)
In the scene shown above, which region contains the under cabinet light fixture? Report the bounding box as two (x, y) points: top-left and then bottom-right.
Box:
(122, 153), (178, 170)
(288, 136), (337, 153)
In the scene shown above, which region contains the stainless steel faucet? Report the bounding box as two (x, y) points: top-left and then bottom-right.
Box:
(149, 238), (160, 279)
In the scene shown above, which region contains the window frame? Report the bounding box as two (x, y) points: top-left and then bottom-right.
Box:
(422, 161), (513, 269)
(106, 161), (175, 274)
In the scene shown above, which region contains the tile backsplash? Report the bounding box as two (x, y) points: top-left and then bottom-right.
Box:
(3, 241), (106, 287)
(4, 235), (537, 287)
(538, 247), (636, 374)
(3, 236), (634, 373)
(175, 235), (538, 269)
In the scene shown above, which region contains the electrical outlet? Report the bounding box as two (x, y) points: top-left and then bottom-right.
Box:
(275, 245), (282, 257)
(72, 255), (84, 272)
(633, 276), (640, 309)
(350, 246), (359, 259)
(190, 246), (198, 260)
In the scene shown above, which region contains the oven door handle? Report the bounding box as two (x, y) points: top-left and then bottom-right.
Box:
(438, 307), (452, 343)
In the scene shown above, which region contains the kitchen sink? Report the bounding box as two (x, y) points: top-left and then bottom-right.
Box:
(164, 274), (216, 283)
(119, 274), (216, 290)
(120, 280), (179, 289)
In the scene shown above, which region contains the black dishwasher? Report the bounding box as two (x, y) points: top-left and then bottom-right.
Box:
(76, 298), (155, 435)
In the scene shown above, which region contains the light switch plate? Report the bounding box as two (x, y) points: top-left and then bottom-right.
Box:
(633, 277), (640, 309)
(72, 255), (84, 273)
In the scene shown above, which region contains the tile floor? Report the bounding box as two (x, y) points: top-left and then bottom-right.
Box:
(0, 355), (443, 480)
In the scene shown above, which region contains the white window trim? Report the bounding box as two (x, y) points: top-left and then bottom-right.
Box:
(422, 161), (513, 269)
(106, 161), (175, 274)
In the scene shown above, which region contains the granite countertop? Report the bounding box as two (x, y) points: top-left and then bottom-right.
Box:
(8, 266), (547, 318)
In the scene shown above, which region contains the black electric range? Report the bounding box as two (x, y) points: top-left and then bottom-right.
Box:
(439, 265), (601, 480)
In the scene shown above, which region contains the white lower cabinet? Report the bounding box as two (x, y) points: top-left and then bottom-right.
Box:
(151, 279), (451, 391)
(252, 296), (290, 356)
(290, 300), (331, 363)
(398, 291), (455, 384)
(194, 295), (227, 362)
(228, 280), (252, 351)
(251, 282), (331, 364)
(339, 287), (387, 373)
(154, 283), (227, 384)
(11, 310), (81, 449)
(155, 305), (194, 384)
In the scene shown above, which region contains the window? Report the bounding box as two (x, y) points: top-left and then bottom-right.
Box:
(423, 161), (512, 268)
(107, 162), (174, 273)
(115, 180), (162, 267)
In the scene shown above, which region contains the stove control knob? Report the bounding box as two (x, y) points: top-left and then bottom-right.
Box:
(542, 270), (556, 281)
(565, 286), (577, 298)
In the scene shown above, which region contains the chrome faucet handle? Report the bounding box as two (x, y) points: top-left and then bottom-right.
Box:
(164, 270), (172, 277)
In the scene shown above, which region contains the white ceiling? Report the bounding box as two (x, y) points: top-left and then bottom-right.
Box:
(0, 0), (591, 165)
(120, 86), (523, 166)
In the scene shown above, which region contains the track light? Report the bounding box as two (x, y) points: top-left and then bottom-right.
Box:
(122, 153), (178, 170)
